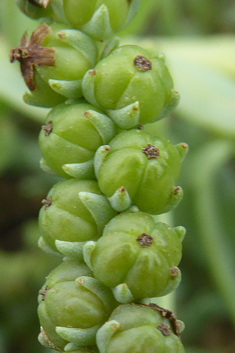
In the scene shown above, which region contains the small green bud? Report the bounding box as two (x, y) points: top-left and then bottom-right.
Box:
(94, 130), (188, 214)
(38, 260), (117, 352)
(97, 304), (185, 353)
(10, 23), (98, 107)
(38, 179), (117, 257)
(82, 45), (179, 128)
(39, 99), (117, 178)
(83, 211), (184, 301)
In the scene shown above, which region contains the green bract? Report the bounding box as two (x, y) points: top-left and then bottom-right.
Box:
(84, 211), (185, 302)
(38, 179), (117, 258)
(39, 100), (117, 179)
(94, 129), (188, 214)
(10, 22), (98, 108)
(82, 45), (179, 129)
(96, 304), (185, 353)
(38, 260), (117, 352)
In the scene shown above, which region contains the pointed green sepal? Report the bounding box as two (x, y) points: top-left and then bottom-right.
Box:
(112, 283), (134, 303)
(102, 36), (121, 59)
(40, 158), (58, 176)
(38, 327), (61, 352)
(82, 69), (99, 107)
(49, 79), (83, 99)
(56, 325), (100, 346)
(57, 29), (98, 66)
(162, 186), (184, 214)
(62, 160), (95, 180)
(76, 276), (116, 313)
(83, 241), (96, 271)
(174, 226), (186, 242)
(80, 5), (113, 40)
(79, 191), (117, 234)
(94, 145), (110, 178)
(175, 142), (189, 162)
(23, 90), (64, 108)
(55, 240), (86, 260)
(157, 89), (181, 120)
(38, 236), (63, 258)
(157, 267), (182, 297)
(85, 110), (117, 144)
(107, 101), (140, 129)
(96, 320), (120, 353)
(108, 187), (132, 212)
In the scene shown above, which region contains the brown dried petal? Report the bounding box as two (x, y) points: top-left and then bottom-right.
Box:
(10, 23), (55, 91)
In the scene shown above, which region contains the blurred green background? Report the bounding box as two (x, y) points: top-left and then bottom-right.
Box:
(0, 1), (235, 352)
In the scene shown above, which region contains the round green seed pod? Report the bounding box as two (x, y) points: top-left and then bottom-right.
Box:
(83, 211), (185, 302)
(10, 22), (98, 108)
(39, 100), (117, 179)
(38, 179), (117, 257)
(94, 129), (188, 214)
(96, 304), (185, 353)
(82, 45), (179, 128)
(38, 260), (117, 352)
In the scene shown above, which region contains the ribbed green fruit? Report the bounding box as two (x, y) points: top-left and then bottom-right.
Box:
(10, 22), (98, 108)
(82, 45), (180, 128)
(38, 260), (117, 352)
(97, 304), (185, 353)
(83, 211), (185, 302)
(38, 179), (117, 258)
(62, 0), (141, 40)
(94, 129), (188, 214)
(17, 0), (141, 40)
(39, 99), (117, 179)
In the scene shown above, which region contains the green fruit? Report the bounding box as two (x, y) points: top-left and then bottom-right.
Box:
(94, 129), (188, 214)
(82, 45), (179, 128)
(62, 0), (141, 40)
(39, 99), (117, 179)
(18, 0), (141, 40)
(84, 211), (185, 302)
(38, 260), (117, 352)
(38, 179), (117, 257)
(97, 304), (185, 353)
(10, 22), (98, 107)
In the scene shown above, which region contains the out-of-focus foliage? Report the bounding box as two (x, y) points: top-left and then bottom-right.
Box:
(0, 0), (234, 353)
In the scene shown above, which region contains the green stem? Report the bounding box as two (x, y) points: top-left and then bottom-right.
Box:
(191, 140), (235, 326)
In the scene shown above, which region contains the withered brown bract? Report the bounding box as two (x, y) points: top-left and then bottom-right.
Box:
(10, 23), (55, 90)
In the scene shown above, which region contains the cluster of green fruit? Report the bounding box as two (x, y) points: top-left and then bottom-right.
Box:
(12, 1), (188, 352)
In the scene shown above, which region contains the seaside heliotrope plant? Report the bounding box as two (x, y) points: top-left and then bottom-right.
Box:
(83, 211), (185, 303)
(11, 1), (188, 352)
